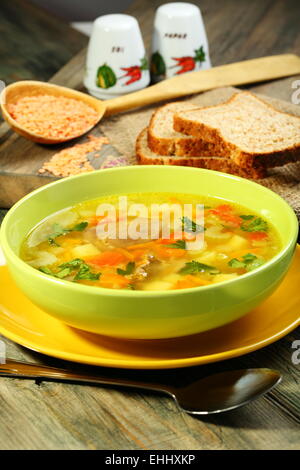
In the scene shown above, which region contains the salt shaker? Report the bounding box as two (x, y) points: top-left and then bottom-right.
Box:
(84, 14), (150, 100)
(151, 2), (211, 82)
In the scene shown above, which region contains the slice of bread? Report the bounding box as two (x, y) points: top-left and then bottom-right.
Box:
(148, 102), (226, 157)
(173, 92), (300, 169)
(136, 128), (266, 179)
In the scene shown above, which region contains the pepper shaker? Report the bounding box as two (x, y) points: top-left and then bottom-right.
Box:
(151, 2), (211, 82)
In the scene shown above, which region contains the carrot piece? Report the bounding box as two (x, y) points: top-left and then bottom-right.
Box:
(127, 249), (148, 260)
(185, 275), (210, 285)
(127, 241), (155, 251)
(89, 215), (104, 227)
(173, 279), (196, 289)
(115, 247), (135, 261)
(100, 273), (130, 289)
(153, 246), (186, 259)
(168, 196), (181, 204)
(87, 251), (127, 266)
(247, 232), (268, 241)
(210, 204), (242, 227)
(173, 276), (210, 289)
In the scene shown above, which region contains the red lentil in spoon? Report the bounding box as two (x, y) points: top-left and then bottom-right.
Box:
(8, 94), (99, 140)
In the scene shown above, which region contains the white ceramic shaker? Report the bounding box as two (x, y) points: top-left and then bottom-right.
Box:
(151, 2), (211, 82)
(84, 14), (150, 100)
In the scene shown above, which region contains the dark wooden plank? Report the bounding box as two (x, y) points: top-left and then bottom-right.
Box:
(0, 329), (299, 450)
(0, 0), (300, 450)
(0, 0), (87, 84)
(1, 0), (300, 208)
(127, 0), (300, 64)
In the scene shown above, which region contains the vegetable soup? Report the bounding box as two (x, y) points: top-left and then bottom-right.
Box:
(21, 193), (281, 291)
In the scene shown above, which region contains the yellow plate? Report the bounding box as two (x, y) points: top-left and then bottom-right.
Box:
(0, 247), (299, 369)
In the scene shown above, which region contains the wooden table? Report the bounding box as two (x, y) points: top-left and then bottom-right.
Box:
(0, 0), (299, 450)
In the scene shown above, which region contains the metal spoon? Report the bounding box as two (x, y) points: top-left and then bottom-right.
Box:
(0, 360), (281, 415)
(1, 54), (300, 144)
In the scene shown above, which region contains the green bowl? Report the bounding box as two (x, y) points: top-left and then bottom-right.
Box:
(0, 166), (298, 339)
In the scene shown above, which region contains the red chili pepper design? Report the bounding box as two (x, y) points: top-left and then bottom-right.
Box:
(119, 66), (142, 85)
(170, 46), (206, 75)
(118, 57), (148, 86)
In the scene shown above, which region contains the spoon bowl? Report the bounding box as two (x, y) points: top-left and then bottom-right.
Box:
(0, 80), (106, 144)
(170, 368), (281, 415)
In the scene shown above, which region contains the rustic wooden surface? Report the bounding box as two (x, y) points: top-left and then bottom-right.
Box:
(1, 0), (300, 207)
(0, 0), (299, 450)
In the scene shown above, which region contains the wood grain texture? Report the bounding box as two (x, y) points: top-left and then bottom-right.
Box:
(0, 331), (299, 450)
(1, 1), (300, 207)
(0, 0), (300, 451)
(0, 0), (87, 85)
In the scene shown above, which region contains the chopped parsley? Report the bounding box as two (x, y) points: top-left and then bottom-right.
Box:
(179, 260), (220, 275)
(59, 258), (85, 269)
(47, 221), (88, 246)
(117, 262), (136, 276)
(39, 267), (55, 276)
(228, 253), (264, 272)
(239, 215), (255, 220)
(166, 240), (186, 249)
(39, 258), (100, 281)
(74, 265), (100, 281)
(181, 217), (205, 233)
(240, 217), (268, 232)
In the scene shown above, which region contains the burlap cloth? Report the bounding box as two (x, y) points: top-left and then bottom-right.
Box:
(100, 86), (300, 218)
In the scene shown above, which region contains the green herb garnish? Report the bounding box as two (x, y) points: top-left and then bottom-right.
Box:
(179, 260), (220, 275)
(39, 258), (100, 282)
(74, 267), (100, 281)
(228, 253), (264, 272)
(228, 259), (246, 269)
(47, 221), (88, 246)
(39, 265), (72, 279)
(59, 258), (85, 269)
(117, 262), (136, 276)
(166, 240), (186, 249)
(182, 216), (205, 233)
(71, 222), (89, 231)
(39, 267), (55, 276)
(55, 267), (73, 278)
(241, 217), (268, 232)
(239, 215), (255, 220)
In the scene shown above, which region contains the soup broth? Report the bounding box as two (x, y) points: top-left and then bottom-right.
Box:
(21, 193), (281, 291)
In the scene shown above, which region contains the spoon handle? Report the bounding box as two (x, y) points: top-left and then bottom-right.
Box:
(104, 54), (300, 115)
(0, 360), (172, 395)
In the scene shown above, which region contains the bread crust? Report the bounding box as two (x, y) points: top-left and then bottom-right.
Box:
(147, 102), (226, 157)
(136, 128), (266, 179)
(173, 92), (300, 169)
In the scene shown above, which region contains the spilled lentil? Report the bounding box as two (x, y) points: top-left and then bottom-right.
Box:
(39, 135), (109, 177)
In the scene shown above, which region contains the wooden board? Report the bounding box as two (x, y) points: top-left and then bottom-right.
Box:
(0, 0), (300, 451)
(0, 48), (123, 207)
(1, 0), (300, 208)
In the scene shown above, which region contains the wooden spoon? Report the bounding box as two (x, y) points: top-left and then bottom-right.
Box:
(1, 54), (300, 145)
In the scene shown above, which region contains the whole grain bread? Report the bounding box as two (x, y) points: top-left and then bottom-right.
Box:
(136, 128), (266, 179)
(173, 92), (300, 169)
(148, 102), (226, 157)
